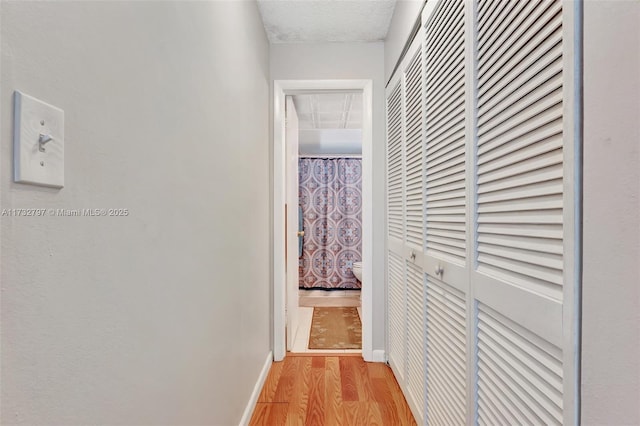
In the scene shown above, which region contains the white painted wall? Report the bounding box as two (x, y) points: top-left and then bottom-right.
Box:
(384, 0), (424, 83)
(1, 2), (271, 424)
(582, 1), (640, 424)
(299, 129), (362, 156)
(270, 43), (386, 351)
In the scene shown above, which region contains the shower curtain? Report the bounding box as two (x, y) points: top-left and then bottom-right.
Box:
(298, 157), (362, 289)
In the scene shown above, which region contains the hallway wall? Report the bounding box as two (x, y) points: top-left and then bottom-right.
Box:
(1, 2), (271, 424)
(383, 0), (424, 82)
(582, 1), (640, 423)
(270, 42), (386, 351)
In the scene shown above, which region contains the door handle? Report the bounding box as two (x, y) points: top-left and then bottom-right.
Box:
(435, 265), (444, 276)
(297, 231), (305, 237)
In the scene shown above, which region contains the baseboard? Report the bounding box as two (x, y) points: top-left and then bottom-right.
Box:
(238, 351), (273, 426)
(372, 349), (386, 363)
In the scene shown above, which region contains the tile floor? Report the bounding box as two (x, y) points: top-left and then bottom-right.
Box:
(298, 289), (361, 308)
(290, 306), (363, 354)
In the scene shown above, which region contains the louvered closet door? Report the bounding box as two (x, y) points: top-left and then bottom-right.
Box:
(386, 30), (427, 424)
(386, 74), (406, 384)
(422, 0), (469, 424)
(403, 33), (427, 424)
(472, 0), (577, 423)
(386, 0), (578, 424)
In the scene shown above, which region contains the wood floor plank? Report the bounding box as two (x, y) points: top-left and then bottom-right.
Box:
(267, 403), (289, 425)
(370, 377), (388, 404)
(325, 357), (344, 426)
(249, 402), (288, 426)
(341, 402), (384, 426)
(273, 357), (298, 402)
(371, 377), (402, 425)
(339, 357), (359, 401)
(368, 402), (385, 426)
(258, 360), (285, 402)
(311, 356), (326, 369)
(386, 371), (417, 425)
(286, 357), (312, 425)
(304, 366), (325, 425)
(351, 356), (375, 401)
(249, 403), (270, 425)
(367, 361), (390, 379)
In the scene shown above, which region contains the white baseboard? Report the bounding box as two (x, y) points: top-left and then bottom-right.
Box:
(238, 351), (273, 426)
(372, 349), (386, 363)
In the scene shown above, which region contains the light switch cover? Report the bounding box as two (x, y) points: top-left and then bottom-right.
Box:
(14, 91), (64, 188)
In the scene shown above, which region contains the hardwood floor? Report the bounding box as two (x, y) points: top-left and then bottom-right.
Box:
(249, 355), (417, 426)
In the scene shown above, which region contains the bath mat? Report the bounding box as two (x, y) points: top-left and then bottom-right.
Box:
(309, 307), (362, 349)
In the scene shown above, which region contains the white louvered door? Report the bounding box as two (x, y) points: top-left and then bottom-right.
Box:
(471, 0), (577, 424)
(386, 71), (406, 385)
(423, 0), (470, 424)
(403, 32), (427, 423)
(386, 30), (427, 424)
(385, 0), (578, 424)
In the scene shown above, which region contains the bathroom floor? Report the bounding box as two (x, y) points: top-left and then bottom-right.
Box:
(298, 289), (361, 308)
(291, 306), (363, 354)
(291, 289), (362, 353)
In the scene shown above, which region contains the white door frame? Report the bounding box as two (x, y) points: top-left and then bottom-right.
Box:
(285, 96), (300, 351)
(273, 79), (374, 362)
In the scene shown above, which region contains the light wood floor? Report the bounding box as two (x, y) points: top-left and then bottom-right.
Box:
(249, 355), (417, 425)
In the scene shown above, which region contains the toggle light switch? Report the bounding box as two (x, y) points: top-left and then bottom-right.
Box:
(13, 91), (64, 188)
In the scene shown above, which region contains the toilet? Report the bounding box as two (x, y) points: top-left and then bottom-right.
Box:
(352, 261), (363, 282)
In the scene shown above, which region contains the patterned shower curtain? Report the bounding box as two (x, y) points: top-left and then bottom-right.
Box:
(298, 158), (362, 289)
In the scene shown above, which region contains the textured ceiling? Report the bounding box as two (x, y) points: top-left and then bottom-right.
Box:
(257, 0), (397, 43)
(292, 92), (362, 130)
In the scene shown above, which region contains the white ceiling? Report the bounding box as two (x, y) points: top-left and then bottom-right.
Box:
(260, 0), (393, 153)
(292, 92), (362, 130)
(257, 0), (397, 43)
(291, 93), (363, 155)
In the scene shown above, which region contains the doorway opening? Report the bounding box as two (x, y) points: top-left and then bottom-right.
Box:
(291, 92), (363, 353)
(273, 80), (374, 361)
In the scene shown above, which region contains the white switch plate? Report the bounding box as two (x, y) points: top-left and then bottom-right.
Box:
(14, 91), (64, 188)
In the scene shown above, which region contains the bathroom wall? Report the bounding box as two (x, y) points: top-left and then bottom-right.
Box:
(271, 42), (386, 351)
(299, 129), (363, 156)
(1, 1), (271, 424)
(582, 1), (640, 423)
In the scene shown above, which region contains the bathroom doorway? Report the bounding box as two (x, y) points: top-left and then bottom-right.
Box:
(273, 80), (374, 361)
(290, 92), (363, 354)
